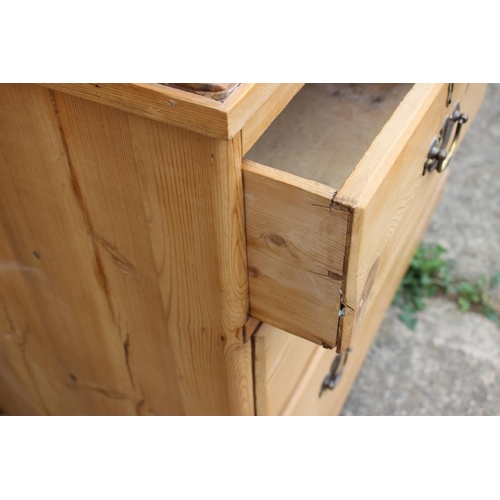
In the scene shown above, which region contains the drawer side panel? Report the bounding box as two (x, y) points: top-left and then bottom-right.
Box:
(242, 160), (349, 347)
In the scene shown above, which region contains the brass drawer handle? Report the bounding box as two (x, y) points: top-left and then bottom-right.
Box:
(423, 102), (469, 175)
(319, 347), (351, 397)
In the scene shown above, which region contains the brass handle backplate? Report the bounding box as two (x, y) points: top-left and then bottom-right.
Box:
(423, 101), (469, 175)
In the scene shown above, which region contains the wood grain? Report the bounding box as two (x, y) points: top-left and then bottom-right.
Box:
(40, 83), (230, 139)
(0, 84), (253, 415)
(54, 90), (253, 415)
(242, 159), (349, 348)
(0, 84), (136, 415)
(335, 83), (488, 351)
(40, 83), (297, 141)
(224, 84), (290, 139)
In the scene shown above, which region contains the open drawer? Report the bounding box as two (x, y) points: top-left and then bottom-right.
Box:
(243, 83), (487, 352)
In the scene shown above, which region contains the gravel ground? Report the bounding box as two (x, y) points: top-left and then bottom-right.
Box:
(342, 83), (500, 416)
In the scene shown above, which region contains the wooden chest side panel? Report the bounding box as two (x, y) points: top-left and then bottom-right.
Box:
(0, 84), (253, 415)
(242, 159), (349, 348)
(53, 91), (253, 416)
(0, 84), (137, 415)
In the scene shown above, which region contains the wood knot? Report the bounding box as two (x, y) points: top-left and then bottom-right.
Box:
(268, 234), (286, 246)
(361, 258), (381, 307)
(248, 266), (260, 277)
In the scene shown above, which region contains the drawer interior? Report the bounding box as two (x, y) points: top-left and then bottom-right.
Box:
(245, 83), (413, 189)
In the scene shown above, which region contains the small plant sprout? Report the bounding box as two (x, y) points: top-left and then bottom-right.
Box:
(393, 243), (500, 330)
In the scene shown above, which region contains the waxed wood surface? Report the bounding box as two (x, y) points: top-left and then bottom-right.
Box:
(41, 83), (291, 141)
(0, 84), (253, 415)
(41, 83), (229, 139)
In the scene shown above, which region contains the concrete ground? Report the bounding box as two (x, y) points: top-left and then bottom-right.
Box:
(342, 84), (500, 416)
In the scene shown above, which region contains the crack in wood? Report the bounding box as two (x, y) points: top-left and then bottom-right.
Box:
(77, 382), (129, 400)
(49, 89), (116, 321)
(91, 232), (144, 284)
(123, 332), (135, 390)
(3, 304), (15, 332)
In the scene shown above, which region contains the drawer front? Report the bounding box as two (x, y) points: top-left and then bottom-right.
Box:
(335, 83), (487, 351)
(243, 83), (487, 351)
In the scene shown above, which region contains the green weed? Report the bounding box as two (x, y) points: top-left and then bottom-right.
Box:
(393, 243), (500, 330)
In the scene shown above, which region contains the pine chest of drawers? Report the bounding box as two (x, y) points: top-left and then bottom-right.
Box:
(0, 83), (486, 415)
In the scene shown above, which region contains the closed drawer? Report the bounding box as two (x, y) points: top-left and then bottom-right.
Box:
(243, 83), (487, 352)
(254, 320), (370, 416)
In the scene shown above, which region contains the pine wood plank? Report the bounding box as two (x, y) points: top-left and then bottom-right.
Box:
(242, 159), (349, 348)
(53, 90), (253, 416)
(0, 84), (137, 415)
(335, 83), (488, 351)
(0, 84), (253, 415)
(40, 83), (297, 141)
(125, 116), (253, 415)
(224, 84), (287, 139)
(40, 83), (230, 139)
